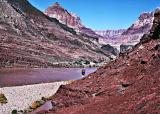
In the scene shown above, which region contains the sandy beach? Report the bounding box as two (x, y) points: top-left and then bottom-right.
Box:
(0, 82), (67, 114)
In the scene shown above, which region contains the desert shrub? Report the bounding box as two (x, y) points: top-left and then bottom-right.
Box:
(30, 100), (45, 109)
(0, 93), (7, 104)
(11, 110), (18, 114)
(84, 60), (90, 65)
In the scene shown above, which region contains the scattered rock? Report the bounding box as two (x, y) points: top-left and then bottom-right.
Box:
(121, 82), (132, 88)
(154, 44), (160, 50)
(140, 60), (147, 64)
(152, 54), (160, 60)
(138, 45), (144, 49)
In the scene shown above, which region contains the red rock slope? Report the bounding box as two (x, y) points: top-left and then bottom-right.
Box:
(45, 9), (160, 114)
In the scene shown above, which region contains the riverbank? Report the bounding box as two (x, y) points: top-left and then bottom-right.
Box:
(0, 82), (68, 114)
(0, 58), (111, 69)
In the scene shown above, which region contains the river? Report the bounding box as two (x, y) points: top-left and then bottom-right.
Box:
(0, 68), (97, 87)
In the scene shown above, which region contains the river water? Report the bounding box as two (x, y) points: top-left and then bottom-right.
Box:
(0, 68), (97, 87)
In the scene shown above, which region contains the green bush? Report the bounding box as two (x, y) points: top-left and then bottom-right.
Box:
(84, 60), (90, 65)
(11, 110), (18, 114)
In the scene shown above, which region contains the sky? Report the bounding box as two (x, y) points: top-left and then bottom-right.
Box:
(28, 0), (160, 30)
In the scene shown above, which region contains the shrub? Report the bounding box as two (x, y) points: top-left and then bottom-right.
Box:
(0, 93), (7, 104)
(11, 110), (18, 114)
(30, 100), (45, 109)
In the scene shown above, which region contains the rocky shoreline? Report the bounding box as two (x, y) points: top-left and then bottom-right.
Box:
(0, 82), (68, 114)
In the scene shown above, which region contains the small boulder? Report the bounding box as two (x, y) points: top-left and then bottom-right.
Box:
(154, 44), (160, 51)
(140, 60), (147, 64)
(121, 81), (132, 88)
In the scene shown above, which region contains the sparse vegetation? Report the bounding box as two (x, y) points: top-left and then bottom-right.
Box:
(0, 93), (7, 104)
(30, 100), (45, 109)
(11, 110), (18, 114)
(73, 59), (92, 66)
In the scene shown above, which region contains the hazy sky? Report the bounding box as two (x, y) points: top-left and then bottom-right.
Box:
(28, 0), (160, 30)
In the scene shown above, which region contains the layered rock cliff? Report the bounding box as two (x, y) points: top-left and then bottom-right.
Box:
(44, 2), (83, 30)
(44, 2), (102, 41)
(95, 11), (155, 52)
(45, 4), (156, 54)
(0, 0), (113, 68)
(95, 29), (126, 39)
(123, 11), (154, 35)
(41, 8), (160, 114)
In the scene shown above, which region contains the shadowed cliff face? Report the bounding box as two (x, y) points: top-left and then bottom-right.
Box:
(0, 0), (113, 68)
(141, 8), (160, 43)
(42, 9), (160, 114)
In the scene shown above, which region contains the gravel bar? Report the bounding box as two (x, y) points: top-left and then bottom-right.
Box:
(0, 82), (67, 114)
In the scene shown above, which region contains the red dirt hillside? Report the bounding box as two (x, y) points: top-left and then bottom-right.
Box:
(44, 9), (160, 114)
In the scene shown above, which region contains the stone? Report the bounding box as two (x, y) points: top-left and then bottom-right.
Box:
(140, 60), (147, 64)
(154, 44), (160, 51)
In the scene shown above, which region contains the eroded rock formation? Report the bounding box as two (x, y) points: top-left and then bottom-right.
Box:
(44, 2), (102, 41)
